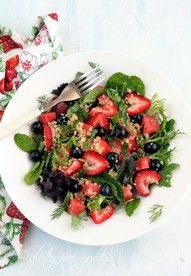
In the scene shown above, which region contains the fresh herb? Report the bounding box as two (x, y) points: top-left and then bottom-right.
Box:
(121, 141), (128, 156)
(146, 94), (165, 118)
(148, 204), (163, 223)
(37, 94), (50, 110)
(14, 133), (38, 153)
(82, 87), (104, 104)
(87, 195), (106, 211)
(125, 198), (140, 217)
(71, 212), (87, 229)
(51, 192), (71, 220)
(24, 161), (44, 185)
(158, 163), (179, 187)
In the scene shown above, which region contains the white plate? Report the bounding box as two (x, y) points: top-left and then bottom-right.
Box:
(1, 51), (191, 246)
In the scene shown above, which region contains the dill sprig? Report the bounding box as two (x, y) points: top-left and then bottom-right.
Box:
(148, 204), (163, 223)
(51, 192), (71, 220)
(37, 94), (50, 110)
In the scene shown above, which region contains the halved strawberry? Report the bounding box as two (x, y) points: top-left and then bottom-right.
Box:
(39, 112), (56, 124)
(5, 68), (17, 81)
(92, 138), (111, 156)
(124, 135), (138, 154)
(63, 160), (83, 176)
(136, 156), (150, 171)
(90, 205), (115, 224)
(83, 150), (109, 176)
(142, 115), (160, 135)
(126, 93), (151, 115)
(88, 112), (109, 130)
(135, 170), (161, 197)
(123, 185), (133, 201)
(6, 55), (19, 69)
(68, 198), (85, 216)
(82, 180), (100, 198)
(89, 94), (117, 118)
(43, 124), (53, 151)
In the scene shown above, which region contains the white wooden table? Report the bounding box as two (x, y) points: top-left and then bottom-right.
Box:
(1, 0), (191, 275)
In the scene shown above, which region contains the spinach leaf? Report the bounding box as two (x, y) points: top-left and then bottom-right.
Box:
(14, 133), (38, 153)
(24, 161), (44, 185)
(81, 87), (104, 104)
(125, 198), (140, 217)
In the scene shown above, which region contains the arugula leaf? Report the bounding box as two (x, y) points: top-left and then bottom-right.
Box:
(146, 94), (165, 117)
(71, 211), (87, 229)
(14, 133), (38, 153)
(66, 135), (78, 148)
(106, 88), (122, 106)
(51, 192), (71, 220)
(87, 195), (106, 211)
(24, 161), (44, 185)
(125, 198), (140, 217)
(158, 163), (179, 187)
(81, 87), (104, 104)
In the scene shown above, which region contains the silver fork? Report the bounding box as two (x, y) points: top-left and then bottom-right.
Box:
(0, 67), (106, 140)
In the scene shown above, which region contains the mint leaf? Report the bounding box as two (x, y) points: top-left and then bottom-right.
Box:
(82, 87), (104, 104)
(14, 133), (38, 153)
(125, 198), (140, 217)
(24, 161), (44, 185)
(158, 163), (179, 187)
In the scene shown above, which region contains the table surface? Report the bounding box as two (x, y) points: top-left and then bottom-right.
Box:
(1, 0), (191, 275)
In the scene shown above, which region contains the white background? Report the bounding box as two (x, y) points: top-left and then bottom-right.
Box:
(1, 0), (191, 275)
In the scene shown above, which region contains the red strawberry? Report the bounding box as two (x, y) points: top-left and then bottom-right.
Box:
(82, 180), (100, 198)
(142, 115), (160, 135)
(92, 138), (111, 156)
(62, 160), (83, 176)
(83, 150), (109, 176)
(4, 80), (13, 91)
(123, 185), (133, 201)
(0, 110), (4, 120)
(6, 202), (26, 220)
(0, 35), (22, 53)
(82, 123), (93, 135)
(90, 205), (115, 224)
(135, 170), (161, 197)
(6, 55), (19, 69)
(126, 93), (151, 115)
(48, 13), (58, 21)
(53, 101), (68, 115)
(125, 135), (138, 154)
(68, 198), (85, 216)
(136, 156), (150, 170)
(39, 112), (56, 124)
(43, 124), (53, 151)
(111, 140), (122, 156)
(0, 79), (4, 94)
(88, 113), (109, 130)
(90, 94), (117, 118)
(19, 218), (30, 244)
(5, 68), (17, 81)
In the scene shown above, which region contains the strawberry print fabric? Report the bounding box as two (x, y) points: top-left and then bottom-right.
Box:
(0, 13), (64, 268)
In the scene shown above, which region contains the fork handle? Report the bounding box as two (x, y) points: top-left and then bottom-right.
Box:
(0, 109), (41, 140)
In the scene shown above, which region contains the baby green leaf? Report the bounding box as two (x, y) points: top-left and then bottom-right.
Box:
(158, 163), (179, 187)
(24, 161), (44, 185)
(125, 198), (140, 217)
(82, 87), (104, 104)
(14, 133), (38, 153)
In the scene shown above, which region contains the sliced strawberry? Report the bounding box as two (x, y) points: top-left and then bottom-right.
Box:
(123, 185), (133, 201)
(39, 112), (56, 124)
(92, 138), (111, 156)
(43, 124), (53, 151)
(0, 79), (4, 94)
(83, 150), (109, 176)
(88, 113), (109, 130)
(5, 68), (17, 81)
(136, 156), (150, 170)
(82, 180), (100, 198)
(135, 170), (161, 197)
(0, 35), (23, 53)
(6, 55), (19, 69)
(90, 205), (115, 224)
(82, 123), (93, 135)
(4, 80), (13, 91)
(62, 160), (83, 176)
(90, 94), (117, 118)
(142, 115), (160, 135)
(0, 110), (4, 120)
(126, 93), (151, 115)
(124, 135), (138, 154)
(68, 198), (85, 216)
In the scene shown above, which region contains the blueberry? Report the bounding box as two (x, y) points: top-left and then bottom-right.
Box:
(65, 178), (81, 193)
(95, 127), (106, 137)
(130, 114), (143, 124)
(150, 159), (163, 171)
(31, 121), (43, 134)
(106, 152), (119, 167)
(100, 184), (111, 196)
(71, 146), (83, 158)
(114, 126), (128, 138)
(29, 151), (42, 162)
(144, 142), (160, 154)
(56, 114), (68, 125)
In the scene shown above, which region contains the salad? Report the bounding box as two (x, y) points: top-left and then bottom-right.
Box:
(14, 70), (180, 227)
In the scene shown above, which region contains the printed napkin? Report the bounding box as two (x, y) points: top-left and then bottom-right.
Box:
(0, 13), (64, 269)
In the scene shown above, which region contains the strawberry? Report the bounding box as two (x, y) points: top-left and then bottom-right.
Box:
(62, 160), (83, 176)
(88, 112), (109, 130)
(82, 180), (100, 198)
(43, 124), (53, 151)
(48, 13), (58, 21)
(6, 202), (26, 220)
(0, 110), (4, 120)
(0, 35), (22, 53)
(53, 101), (68, 115)
(90, 94), (117, 118)
(5, 68), (17, 81)
(135, 170), (161, 197)
(6, 55), (19, 69)
(123, 185), (133, 201)
(68, 198), (85, 216)
(136, 156), (150, 170)
(39, 112), (56, 124)
(92, 138), (111, 156)
(90, 205), (115, 224)
(0, 79), (4, 94)
(4, 80), (13, 91)
(19, 218), (30, 244)
(111, 140), (122, 156)
(83, 150), (109, 176)
(126, 93), (151, 115)
(82, 123), (93, 135)
(142, 115), (160, 135)
(124, 135), (138, 154)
